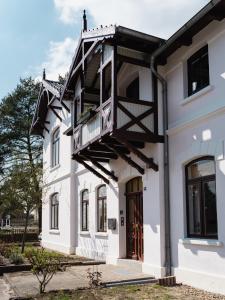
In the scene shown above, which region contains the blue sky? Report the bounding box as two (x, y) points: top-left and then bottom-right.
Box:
(0, 0), (209, 100)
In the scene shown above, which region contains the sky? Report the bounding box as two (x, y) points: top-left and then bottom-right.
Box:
(0, 0), (210, 100)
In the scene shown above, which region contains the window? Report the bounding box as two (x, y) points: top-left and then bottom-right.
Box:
(50, 193), (59, 230)
(185, 157), (217, 239)
(97, 185), (107, 232)
(187, 45), (209, 96)
(81, 190), (89, 231)
(52, 128), (60, 167)
(126, 77), (139, 99)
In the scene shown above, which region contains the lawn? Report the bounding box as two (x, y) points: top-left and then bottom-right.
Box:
(32, 284), (225, 300)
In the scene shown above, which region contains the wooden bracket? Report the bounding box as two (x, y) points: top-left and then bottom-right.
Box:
(50, 105), (62, 110)
(102, 142), (145, 175)
(115, 134), (158, 171)
(82, 155), (118, 182)
(73, 155), (109, 184)
(49, 106), (62, 122)
(60, 100), (70, 113)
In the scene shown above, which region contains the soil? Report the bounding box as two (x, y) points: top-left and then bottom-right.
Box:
(32, 284), (225, 300)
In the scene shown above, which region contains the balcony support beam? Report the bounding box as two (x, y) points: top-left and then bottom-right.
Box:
(82, 155), (118, 182)
(49, 106), (62, 122)
(102, 142), (145, 175)
(74, 155), (109, 184)
(115, 133), (158, 171)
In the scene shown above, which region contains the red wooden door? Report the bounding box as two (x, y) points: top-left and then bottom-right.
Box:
(126, 177), (143, 261)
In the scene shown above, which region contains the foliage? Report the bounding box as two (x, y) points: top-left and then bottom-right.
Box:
(24, 247), (64, 294)
(87, 266), (102, 288)
(9, 251), (24, 265)
(0, 77), (43, 240)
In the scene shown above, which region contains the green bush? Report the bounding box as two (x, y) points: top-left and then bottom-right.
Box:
(9, 251), (24, 265)
(24, 247), (64, 294)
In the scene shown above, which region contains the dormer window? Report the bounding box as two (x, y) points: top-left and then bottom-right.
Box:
(126, 77), (139, 100)
(187, 45), (209, 96)
(52, 128), (60, 167)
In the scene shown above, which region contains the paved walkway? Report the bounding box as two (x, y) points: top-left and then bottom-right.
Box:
(4, 264), (152, 298)
(0, 278), (15, 300)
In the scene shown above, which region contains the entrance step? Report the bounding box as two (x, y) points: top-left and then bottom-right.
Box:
(104, 277), (157, 288)
(116, 259), (143, 273)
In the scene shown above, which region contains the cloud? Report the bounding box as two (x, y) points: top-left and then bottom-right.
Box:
(35, 37), (78, 81)
(53, 0), (210, 38)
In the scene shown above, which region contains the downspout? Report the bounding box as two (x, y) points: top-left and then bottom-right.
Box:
(150, 53), (171, 276)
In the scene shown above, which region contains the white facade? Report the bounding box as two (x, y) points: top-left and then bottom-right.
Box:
(38, 9), (225, 295)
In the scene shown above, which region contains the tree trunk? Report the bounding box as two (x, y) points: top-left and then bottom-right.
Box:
(21, 209), (29, 253)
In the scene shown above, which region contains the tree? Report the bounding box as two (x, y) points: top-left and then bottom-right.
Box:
(1, 164), (42, 252)
(25, 247), (64, 294)
(0, 77), (43, 232)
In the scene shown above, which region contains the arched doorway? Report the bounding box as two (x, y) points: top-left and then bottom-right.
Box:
(126, 177), (143, 261)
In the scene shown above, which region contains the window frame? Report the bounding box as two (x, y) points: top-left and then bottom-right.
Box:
(81, 189), (89, 231)
(185, 156), (217, 239)
(187, 45), (210, 97)
(97, 185), (107, 232)
(51, 127), (60, 167)
(50, 193), (59, 230)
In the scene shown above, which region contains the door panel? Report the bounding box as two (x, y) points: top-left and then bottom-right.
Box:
(126, 192), (143, 261)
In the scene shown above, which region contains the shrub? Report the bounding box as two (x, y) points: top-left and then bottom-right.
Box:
(9, 251), (24, 265)
(24, 247), (64, 294)
(87, 267), (102, 288)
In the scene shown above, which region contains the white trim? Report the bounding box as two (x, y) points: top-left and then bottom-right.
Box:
(49, 229), (60, 235)
(181, 85), (214, 106)
(179, 238), (223, 247)
(50, 164), (61, 172)
(79, 231), (90, 236)
(43, 172), (71, 187)
(167, 105), (225, 136)
(95, 232), (108, 237)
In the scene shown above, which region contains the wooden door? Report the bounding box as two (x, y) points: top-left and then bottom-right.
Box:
(126, 177), (143, 261)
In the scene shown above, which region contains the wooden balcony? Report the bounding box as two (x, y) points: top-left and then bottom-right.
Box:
(69, 30), (164, 183)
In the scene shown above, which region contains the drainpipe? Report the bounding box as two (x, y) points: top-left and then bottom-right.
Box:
(150, 54), (171, 276)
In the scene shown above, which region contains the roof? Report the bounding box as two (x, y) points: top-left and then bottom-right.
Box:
(155, 0), (225, 64)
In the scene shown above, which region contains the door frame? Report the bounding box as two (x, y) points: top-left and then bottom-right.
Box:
(126, 177), (143, 261)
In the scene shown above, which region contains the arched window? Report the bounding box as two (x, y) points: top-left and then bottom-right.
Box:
(50, 193), (59, 230)
(81, 190), (89, 231)
(97, 185), (107, 232)
(52, 128), (60, 167)
(185, 156), (217, 238)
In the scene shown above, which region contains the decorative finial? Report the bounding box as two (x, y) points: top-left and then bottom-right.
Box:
(42, 68), (46, 80)
(83, 10), (87, 32)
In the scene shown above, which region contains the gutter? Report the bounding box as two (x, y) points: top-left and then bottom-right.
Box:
(150, 54), (171, 276)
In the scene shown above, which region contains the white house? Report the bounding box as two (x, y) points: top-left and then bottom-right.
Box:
(31, 1), (225, 294)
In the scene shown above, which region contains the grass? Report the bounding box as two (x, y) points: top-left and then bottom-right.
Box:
(33, 284), (182, 300)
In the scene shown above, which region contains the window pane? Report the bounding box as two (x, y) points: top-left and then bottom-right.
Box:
(98, 185), (106, 198)
(188, 45), (209, 96)
(188, 183), (201, 235)
(188, 159), (215, 179)
(103, 199), (107, 232)
(82, 202), (87, 230)
(98, 200), (103, 231)
(203, 180), (217, 236)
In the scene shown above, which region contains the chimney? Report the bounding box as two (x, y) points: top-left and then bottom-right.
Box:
(83, 10), (87, 32)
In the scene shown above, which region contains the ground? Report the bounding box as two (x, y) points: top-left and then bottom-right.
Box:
(3, 263), (225, 300)
(32, 284), (225, 300)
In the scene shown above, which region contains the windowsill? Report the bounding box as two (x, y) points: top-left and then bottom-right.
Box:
(179, 238), (223, 247)
(79, 231), (90, 236)
(181, 85), (214, 106)
(95, 232), (108, 237)
(49, 229), (60, 235)
(50, 164), (61, 172)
